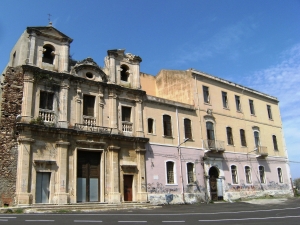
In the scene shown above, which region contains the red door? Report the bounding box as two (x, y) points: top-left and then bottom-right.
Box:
(124, 175), (133, 201)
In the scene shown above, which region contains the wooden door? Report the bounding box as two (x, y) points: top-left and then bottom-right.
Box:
(124, 175), (133, 201)
(77, 151), (100, 202)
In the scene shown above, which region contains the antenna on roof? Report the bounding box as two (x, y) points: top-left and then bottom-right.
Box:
(48, 13), (53, 26)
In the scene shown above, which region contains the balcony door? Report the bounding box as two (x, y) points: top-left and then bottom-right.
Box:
(77, 151), (101, 202)
(206, 122), (215, 148)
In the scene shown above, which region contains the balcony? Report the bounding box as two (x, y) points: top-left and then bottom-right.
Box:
(122, 121), (133, 136)
(256, 146), (268, 157)
(83, 115), (96, 126)
(39, 109), (55, 122)
(74, 123), (112, 134)
(203, 139), (225, 152)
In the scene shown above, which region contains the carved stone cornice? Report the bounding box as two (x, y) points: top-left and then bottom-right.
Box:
(18, 137), (35, 143)
(56, 141), (70, 147)
(108, 145), (121, 151)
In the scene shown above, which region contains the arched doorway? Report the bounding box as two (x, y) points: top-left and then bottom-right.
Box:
(208, 166), (219, 201)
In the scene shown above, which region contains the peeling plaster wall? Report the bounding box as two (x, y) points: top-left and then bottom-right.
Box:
(0, 66), (24, 206)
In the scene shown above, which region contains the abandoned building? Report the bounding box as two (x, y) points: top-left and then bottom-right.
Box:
(0, 24), (293, 206)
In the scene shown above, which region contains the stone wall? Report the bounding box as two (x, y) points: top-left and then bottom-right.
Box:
(0, 66), (24, 206)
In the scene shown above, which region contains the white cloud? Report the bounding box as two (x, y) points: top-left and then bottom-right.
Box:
(245, 43), (300, 178)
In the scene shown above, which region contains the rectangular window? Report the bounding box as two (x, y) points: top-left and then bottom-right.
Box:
(245, 166), (251, 184)
(249, 99), (255, 115)
(231, 165), (238, 184)
(272, 135), (278, 151)
(267, 105), (273, 120)
(240, 129), (247, 147)
(259, 166), (265, 183)
(166, 161), (174, 184)
(163, 115), (172, 137)
(184, 118), (192, 139)
(203, 86), (210, 103)
(122, 106), (131, 122)
(83, 95), (95, 117)
(235, 95), (241, 111)
(226, 127), (234, 145)
(39, 91), (54, 110)
(148, 118), (154, 134)
(277, 168), (283, 183)
(187, 163), (194, 184)
(222, 91), (228, 108)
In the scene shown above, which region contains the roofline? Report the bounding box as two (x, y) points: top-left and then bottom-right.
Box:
(189, 68), (278, 102)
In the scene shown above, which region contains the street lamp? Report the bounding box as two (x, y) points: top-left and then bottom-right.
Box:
(177, 138), (189, 204)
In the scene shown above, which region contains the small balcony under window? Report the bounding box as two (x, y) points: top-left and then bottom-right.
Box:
(255, 146), (268, 157)
(203, 139), (225, 152)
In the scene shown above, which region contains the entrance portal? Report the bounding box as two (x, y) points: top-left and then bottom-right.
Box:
(77, 151), (101, 202)
(36, 172), (51, 203)
(208, 167), (219, 201)
(123, 175), (133, 201)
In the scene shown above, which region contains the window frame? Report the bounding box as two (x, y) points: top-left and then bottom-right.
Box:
(147, 118), (155, 134)
(184, 118), (192, 140)
(226, 127), (234, 145)
(186, 162), (195, 184)
(244, 166), (252, 184)
(249, 99), (255, 115)
(83, 95), (96, 117)
(267, 105), (273, 120)
(272, 135), (278, 151)
(240, 129), (247, 147)
(165, 160), (177, 185)
(163, 114), (173, 137)
(259, 165), (266, 184)
(39, 90), (54, 111)
(203, 86), (210, 104)
(235, 95), (241, 112)
(231, 165), (238, 184)
(121, 106), (132, 122)
(254, 130), (260, 148)
(277, 167), (283, 183)
(222, 91), (228, 108)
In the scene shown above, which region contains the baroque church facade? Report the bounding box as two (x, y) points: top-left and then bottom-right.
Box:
(0, 25), (293, 206)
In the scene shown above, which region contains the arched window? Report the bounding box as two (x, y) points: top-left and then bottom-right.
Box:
(206, 121), (215, 148)
(187, 162), (194, 184)
(254, 131), (260, 147)
(259, 166), (265, 183)
(231, 165), (238, 184)
(245, 166), (251, 184)
(120, 64), (129, 82)
(226, 127), (234, 145)
(277, 168), (283, 183)
(166, 161), (175, 184)
(42, 44), (55, 64)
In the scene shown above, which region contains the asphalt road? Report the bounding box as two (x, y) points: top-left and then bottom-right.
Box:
(1, 198), (300, 225)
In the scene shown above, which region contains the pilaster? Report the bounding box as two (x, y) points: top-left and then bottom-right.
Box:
(135, 99), (144, 137)
(58, 80), (69, 128)
(109, 89), (118, 134)
(135, 148), (147, 202)
(21, 72), (34, 123)
(107, 146), (121, 203)
(27, 32), (36, 65)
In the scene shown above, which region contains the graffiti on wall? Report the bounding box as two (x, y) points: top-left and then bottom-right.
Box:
(147, 182), (178, 193)
(185, 181), (206, 193)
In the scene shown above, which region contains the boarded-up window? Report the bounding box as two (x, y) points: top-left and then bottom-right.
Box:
(39, 91), (54, 110)
(83, 95), (95, 117)
(122, 106), (131, 122)
(184, 118), (192, 139)
(163, 115), (172, 137)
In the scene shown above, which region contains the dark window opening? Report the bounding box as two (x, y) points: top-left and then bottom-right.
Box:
(249, 99), (255, 115)
(187, 163), (194, 184)
(148, 118), (154, 134)
(184, 118), (192, 139)
(121, 65), (129, 82)
(166, 161), (174, 184)
(222, 91), (228, 108)
(254, 131), (260, 147)
(12, 51), (16, 67)
(277, 168), (283, 183)
(206, 122), (215, 140)
(259, 166), (265, 183)
(203, 86), (210, 103)
(86, 72), (93, 79)
(122, 106), (131, 122)
(83, 95), (95, 117)
(231, 165), (238, 184)
(39, 91), (54, 110)
(42, 45), (55, 64)
(273, 135), (278, 151)
(267, 105), (273, 120)
(226, 127), (234, 145)
(240, 129), (247, 147)
(163, 115), (172, 137)
(235, 95), (241, 111)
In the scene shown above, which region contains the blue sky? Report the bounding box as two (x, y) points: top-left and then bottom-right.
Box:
(1, 1), (300, 178)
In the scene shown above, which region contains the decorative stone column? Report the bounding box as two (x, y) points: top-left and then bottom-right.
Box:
(75, 85), (82, 124)
(58, 80), (69, 128)
(107, 146), (121, 203)
(109, 56), (116, 83)
(21, 72), (34, 123)
(135, 99), (144, 137)
(27, 32), (36, 65)
(109, 88), (118, 134)
(55, 140), (70, 204)
(62, 42), (69, 72)
(135, 148), (147, 202)
(16, 137), (35, 205)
